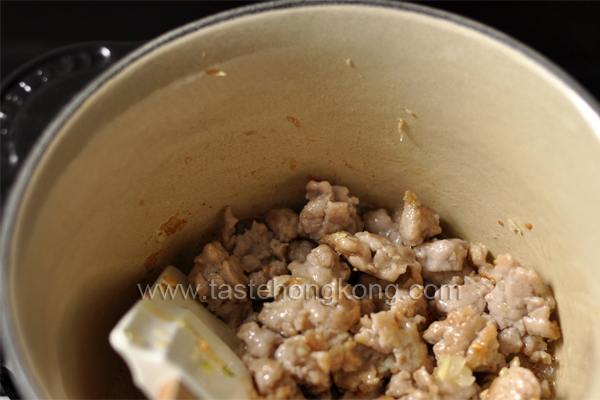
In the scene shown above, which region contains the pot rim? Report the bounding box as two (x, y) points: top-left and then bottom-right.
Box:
(2, 1), (600, 398)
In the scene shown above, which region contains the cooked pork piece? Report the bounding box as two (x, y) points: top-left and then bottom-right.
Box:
(423, 306), (505, 373)
(321, 231), (420, 283)
(399, 190), (442, 247)
(484, 357), (541, 400)
(298, 181), (363, 240)
(266, 208), (300, 242)
(363, 208), (402, 245)
(186, 180), (559, 399)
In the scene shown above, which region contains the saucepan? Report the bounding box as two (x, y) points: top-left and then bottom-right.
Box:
(2, 1), (600, 398)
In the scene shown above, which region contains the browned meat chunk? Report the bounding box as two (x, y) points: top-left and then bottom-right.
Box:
(399, 191), (442, 247)
(187, 181), (560, 399)
(287, 240), (317, 262)
(246, 358), (305, 399)
(321, 231), (420, 283)
(354, 307), (432, 375)
(423, 306), (504, 372)
(266, 208), (300, 242)
(288, 244), (351, 288)
(363, 208), (402, 244)
(485, 254), (560, 341)
(219, 206), (238, 251)
(298, 181), (363, 240)
(414, 239), (469, 273)
(188, 241), (251, 329)
(484, 357), (541, 400)
(433, 276), (494, 315)
(237, 321), (283, 358)
(468, 243), (495, 280)
(258, 280), (361, 337)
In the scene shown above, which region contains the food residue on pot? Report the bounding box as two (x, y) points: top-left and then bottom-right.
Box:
(156, 215), (188, 243)
(404, 108), (417, 118)
(286, 116), (301, 128)
(507, 219), (523, 235)
(398, 118), (405, 142)
(244, 130), (258, 136)
(144, 248), (163, 271)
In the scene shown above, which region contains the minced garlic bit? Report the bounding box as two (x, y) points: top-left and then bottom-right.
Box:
(397, 118), (405, 142)
(434, 355), (475, 387)
(155, 230), (168, 243)
(345, 58), (354, 67)
(479, 388), (489, 400)
(206, 69), (226, 76)
(404, 109), (417, 117)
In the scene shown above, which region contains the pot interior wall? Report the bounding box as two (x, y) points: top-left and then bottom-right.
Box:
(7, 4), (600, 399)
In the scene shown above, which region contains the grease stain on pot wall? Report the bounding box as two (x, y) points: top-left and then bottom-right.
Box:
(286, 116), (301, 128)
(144, 249), (163, 271)
(155, 214), (188, 243)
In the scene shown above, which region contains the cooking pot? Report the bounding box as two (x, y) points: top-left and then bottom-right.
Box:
(2, 1), (600, 398)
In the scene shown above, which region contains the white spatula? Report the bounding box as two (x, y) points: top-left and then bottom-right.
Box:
(109, 266), (254, 400)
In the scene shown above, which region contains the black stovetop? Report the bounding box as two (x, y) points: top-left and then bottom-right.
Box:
(3, 1), (600, 98)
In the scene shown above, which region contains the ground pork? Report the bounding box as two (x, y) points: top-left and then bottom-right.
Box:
(188, 241), (252, 329)
(433, 275), (494, 316)
(485, 254), (560, 341)
(399, 191), (442, 247)
(354, 307), (432, 375)
(467, 243), (495, 280)
(423, 306), (504, 373)
(333, 344), (399, 393)
(288, 244), (351, 288)
(298, 181), (363, 240)
(287, 240), (317, 262)
(238, 321), (284, 358)
(246, 357), (305, 399)
(219, 206), (238, 251)
(258, 280), (361, 337)
(267, 208), (300, 242)
(414, 239), (469, 285)
(248, 259), (290, 298)
(233, 220), (287, 271)
(483, 357), (541, 400)
(386, 363), (480, 400)
(363, 208), (402, 244)
(184, 181), (559, 399)
(274, 330), (332, 394)
(321, 231), (421, 283)
(355, 275), (430, 331)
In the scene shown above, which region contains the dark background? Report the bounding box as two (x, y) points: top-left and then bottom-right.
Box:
(2, 1), (600, 99)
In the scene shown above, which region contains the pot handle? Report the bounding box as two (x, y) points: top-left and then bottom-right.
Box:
(0, 42), (140, 399)
(0, 41), (141, 208)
